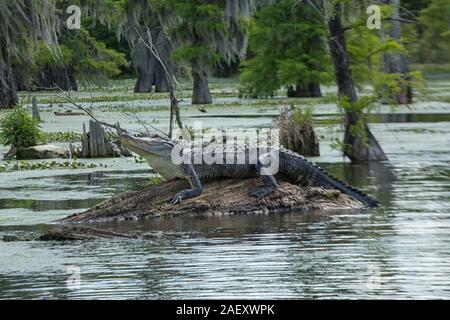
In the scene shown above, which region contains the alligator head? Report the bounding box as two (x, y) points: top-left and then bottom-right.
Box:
(120, 133), (175, 158)
(120, 133), (184, 181)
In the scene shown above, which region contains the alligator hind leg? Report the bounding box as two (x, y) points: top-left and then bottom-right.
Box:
(170, 164), (203, 204)
(249, 163), (278, 199)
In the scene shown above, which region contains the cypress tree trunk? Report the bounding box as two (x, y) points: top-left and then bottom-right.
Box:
(382, 0), (412, 104)
(14, 64), (77, 91)
(191, 66), (212, 105)
(154, 61), (169, 92)
(132, 28), (171, 94)
(287, 83), (322, 98)
(214, 60), (240, 77)
(133, 36), (155, 93)
(328, 7), (388, 162)
(14, 64), (31, 91)
(134, 69), (155, 93)
(134, 60), (170, 93)
(0, 40), (18, 108)
(153, 28), (172, 93)
(34, 65), (77, 91)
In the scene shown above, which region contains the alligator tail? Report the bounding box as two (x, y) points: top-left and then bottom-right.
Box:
(280, 149), (379, 207)
(315, 170), (380, 208)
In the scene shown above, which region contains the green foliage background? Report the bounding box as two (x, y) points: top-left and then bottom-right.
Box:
(240, 0), (332, 97)
(416, 0), (450, 63)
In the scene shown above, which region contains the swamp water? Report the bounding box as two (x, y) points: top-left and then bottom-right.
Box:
(0, 83), (449, 299)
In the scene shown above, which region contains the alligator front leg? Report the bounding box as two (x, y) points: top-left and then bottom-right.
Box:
(249, 162), (278, 199)
(170, 164), (203, 204)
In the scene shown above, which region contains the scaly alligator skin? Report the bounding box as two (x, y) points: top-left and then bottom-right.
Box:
(120, 134), (379, 207)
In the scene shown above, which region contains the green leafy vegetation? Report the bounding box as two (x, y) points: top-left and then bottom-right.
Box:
(326, 2), (424, 156)
(16, 29), (128, 90)
(165, 0), (227, 67)
(240, 0), (332, 98)
(0, 108), (42, 148)
(416, 0), (450, 63)
(0, 159), (100, 173)
(292, 106), (315, 126)
(60, 30), (128, 81)
(41, 131), (82, 143)
(134, 155), (146, 164)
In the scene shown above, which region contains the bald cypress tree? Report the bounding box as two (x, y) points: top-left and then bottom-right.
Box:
(240, 0), (332, 98)
(381, 0), (413, 104)
(0, 0), (121, 107)
(117, 0), (174, 93)
(327, 1), (388, 161)
(152, 0), (253, 104)
(0, 0), (60, 108)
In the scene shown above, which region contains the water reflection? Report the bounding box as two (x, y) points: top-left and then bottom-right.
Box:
(0, 198), (103, 212)
(0, 170), (157, 218)
(1, 156), (449, 299)
(2, 203), (447, 299)
(342, 161), (397, 208)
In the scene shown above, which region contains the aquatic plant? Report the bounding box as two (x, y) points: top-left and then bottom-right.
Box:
(0, 160), (100, 172)
(292, 106), (314, 126)
(0, 108), (43, 148)
(134, 155), (146, 164)
(41, 131), (82, 143)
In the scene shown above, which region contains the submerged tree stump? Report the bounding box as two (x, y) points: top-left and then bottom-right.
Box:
(70, 120), (131, 158)
(31, 96), (41, 122)
(60, 177), (363, 223)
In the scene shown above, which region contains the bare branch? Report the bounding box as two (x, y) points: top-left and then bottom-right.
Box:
(55, 86), (127, 135)
(123, 106), (170, 139)
(134, 26), (187, 139)
(137, 27), (184, 100)
(292, 0), (325, 20)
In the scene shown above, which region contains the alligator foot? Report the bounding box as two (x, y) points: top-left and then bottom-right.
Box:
(249, 186), (276, 199)
(170, 188), (202, 205)
(170, 193), (183, 205)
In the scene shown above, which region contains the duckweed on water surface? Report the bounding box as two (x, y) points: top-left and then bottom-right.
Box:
(41, 131), (82, 143)
(0, 160), (102, 172)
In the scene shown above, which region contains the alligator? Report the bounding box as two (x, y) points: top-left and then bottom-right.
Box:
(120, 133), (379, 207)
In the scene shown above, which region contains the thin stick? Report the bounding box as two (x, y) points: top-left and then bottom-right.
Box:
(123, 107), (170, 139)
(57, 85), (171, 140)
(56, 86), (127, 134)
(134, 27), (186, 137)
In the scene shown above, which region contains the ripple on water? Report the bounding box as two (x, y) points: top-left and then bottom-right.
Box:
(0, 110), (450, 299)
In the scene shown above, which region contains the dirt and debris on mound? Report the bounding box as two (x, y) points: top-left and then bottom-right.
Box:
(59, 177), (363, 224)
